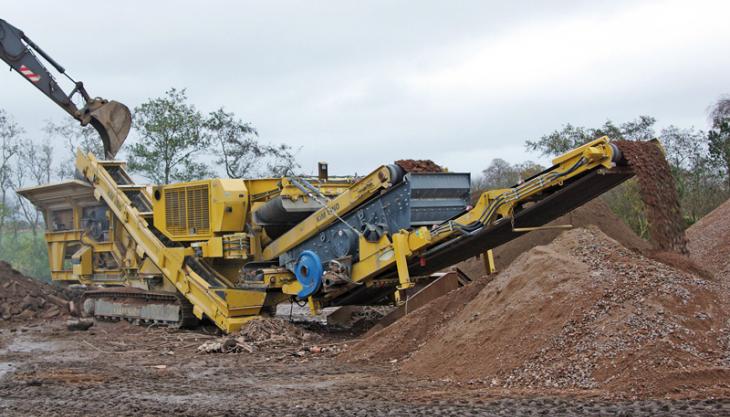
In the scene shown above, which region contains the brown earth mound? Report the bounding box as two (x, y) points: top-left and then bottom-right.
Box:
(395, 159), (443, 173)
(616, 140), (688, 254)
(345, 228), (730, 397)
(0, 261), (69, 324)
(456, 198), (650, 279)
(341, 278), (490, 363)
(687, 198), (730, 279)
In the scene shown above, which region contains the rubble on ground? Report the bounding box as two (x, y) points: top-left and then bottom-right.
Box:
(198, 317), (321, 354)
(0, 261), (69, 324)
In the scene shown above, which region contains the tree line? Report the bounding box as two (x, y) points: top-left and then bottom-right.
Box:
(473, 96), (730, 237)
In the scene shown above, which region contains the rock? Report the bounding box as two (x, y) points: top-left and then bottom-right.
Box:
(45, 294), (70, 308)
(21, 294), (36, 310)
(197, 341), (223, 353)
(222, 338), (238, 352)
(68, 301), (79, 316)
(42, 306), (60, 319)
(66, 318), (94, 331)
(16, 309), (35, 320)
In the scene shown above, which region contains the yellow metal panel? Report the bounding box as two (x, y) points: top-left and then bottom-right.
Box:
(483, 250), (497, 275)
(151, 179), (248, 242)
(139, 257), (162, 275)
(71, 245), (92, 276)
(392, 232), (413, 290)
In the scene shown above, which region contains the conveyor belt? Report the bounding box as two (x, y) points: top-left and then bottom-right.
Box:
(409, 165), (634, 276)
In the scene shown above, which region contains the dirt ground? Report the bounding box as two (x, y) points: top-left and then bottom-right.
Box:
(1, 321), (729, 417)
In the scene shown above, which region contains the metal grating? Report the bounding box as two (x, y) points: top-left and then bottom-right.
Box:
(186, 186), (210, 235)
(164, 185), (210, 236)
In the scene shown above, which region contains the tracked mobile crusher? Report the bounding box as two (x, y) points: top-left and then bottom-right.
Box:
(19, 138), (634, 332)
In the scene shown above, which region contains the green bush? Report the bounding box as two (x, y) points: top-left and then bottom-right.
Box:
(0, 230), (50, 282)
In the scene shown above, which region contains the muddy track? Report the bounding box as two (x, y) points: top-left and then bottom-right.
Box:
(1, 322), (729, 416)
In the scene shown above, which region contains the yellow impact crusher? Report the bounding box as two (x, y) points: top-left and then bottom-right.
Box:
(18, 137), (634, 333)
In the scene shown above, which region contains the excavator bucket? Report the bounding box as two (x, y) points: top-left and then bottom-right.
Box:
(87, 100), (132, 159)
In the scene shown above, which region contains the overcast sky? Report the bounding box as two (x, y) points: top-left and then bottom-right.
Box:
(3, 1), (730, 177)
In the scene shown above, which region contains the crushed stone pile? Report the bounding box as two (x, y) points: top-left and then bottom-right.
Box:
(0, 261), (69, 324)
(345, 228), (730, 397)
(198, 317), (320, 354)
(616, 140), (688, 254)
(456, 198), (650, 279)
(394, 159), (443, 173)
(687, 198), (730, 279)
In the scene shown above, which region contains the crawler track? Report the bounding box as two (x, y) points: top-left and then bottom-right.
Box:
(82, 289), (198, 328)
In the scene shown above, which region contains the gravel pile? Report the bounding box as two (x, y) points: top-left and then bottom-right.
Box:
(687, 198), (730, 279)
(394, 159), (443, 173)
(496, 228), (727, 394)
(346, 228), (730, 397)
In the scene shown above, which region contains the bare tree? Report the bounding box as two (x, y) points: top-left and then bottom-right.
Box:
(0, 110), (22, 244)
(709, 95), (730, 127)
(708, 96), (730, 189)
(12, 137), (53, 235)
(478, 158), (545, 190)
(43, 119), (103, 180)
(526, 116), (656, 157)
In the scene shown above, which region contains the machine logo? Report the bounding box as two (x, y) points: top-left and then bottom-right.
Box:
(19, 65), (41, 82)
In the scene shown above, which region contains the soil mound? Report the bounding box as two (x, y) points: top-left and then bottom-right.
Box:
(687, 198), (730, 279)
(0, 261), (69, 324)
(347, 228), (730, 397)
(616, 140), (688, 254)
(456, 198), (650, 279)
(340, 278), (490, 363)
(395, 159), (443, 173)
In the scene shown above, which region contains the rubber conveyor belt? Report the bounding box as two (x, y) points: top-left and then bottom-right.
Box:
(409, 165), (634, 276)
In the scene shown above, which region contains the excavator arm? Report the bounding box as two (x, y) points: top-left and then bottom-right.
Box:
(0, 18), (131, 158)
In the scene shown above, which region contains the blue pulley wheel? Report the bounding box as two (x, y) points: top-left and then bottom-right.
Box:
(294, 250), (323, 298)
